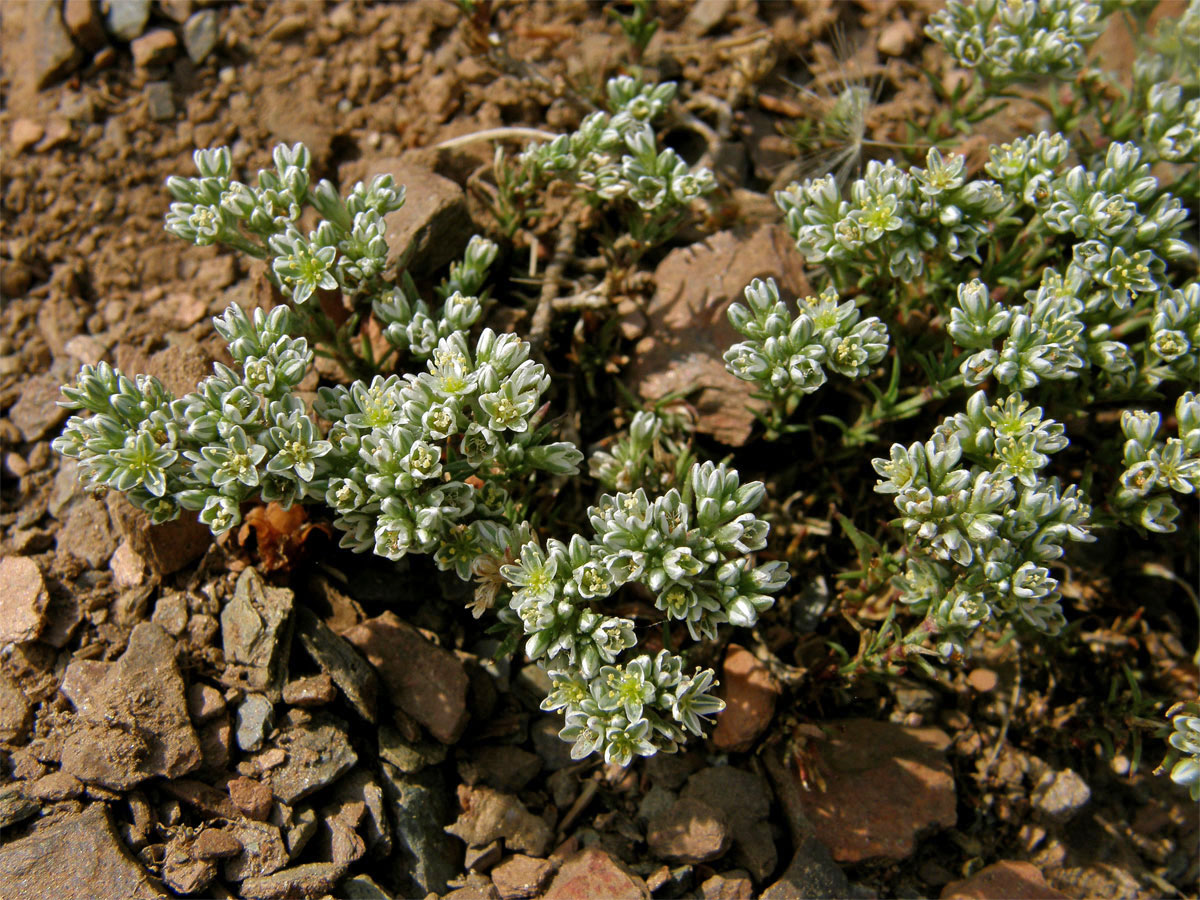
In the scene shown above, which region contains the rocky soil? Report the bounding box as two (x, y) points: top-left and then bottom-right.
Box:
(1, 2), (1197, 899)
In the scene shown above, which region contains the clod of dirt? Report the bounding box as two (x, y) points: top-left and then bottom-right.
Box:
(629, 225), (808, 446)
(0, 803), (166, 898)
(796, 718), (957, 863)
(343, 611), (470, 744)
(710, 644), (780, 753)
(542, 846), (650, 900)
(58, 622), (202, 789)
(0, 556), (48, 644)
(267, 709), (358, 804)
(647, 796), (732, 865)
(446, 783), (554, 858)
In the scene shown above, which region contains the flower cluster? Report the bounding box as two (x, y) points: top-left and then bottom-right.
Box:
(518, 76), (716, 243)
(54, 304), (328, 534)
(724, 277), (890, 407)
(1140, 83), (1200, 167)
(1111, 392), (1200, 533)
(314, 328), (583, 560)
(499, 460), (788, 761)
(776, 149), (1007, 283)
(925, 0), (1108, 83)
(372, 235), (497, 362)
(165, 144), (406, 304)
(588, 409), (694, 493)
(1158, 700), (1200, 802)
(948, 273), (1134, 392)
(873, 391), (1094, 657)
(1147, 283), (1200, 387)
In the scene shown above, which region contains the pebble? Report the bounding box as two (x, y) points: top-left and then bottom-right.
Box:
(760, 839), (850, 899)
(131, 28), (177, 68)
(877, 19), (917, 57)
(151, 591), (189, 637)
(445, 784), (553, 858)
(110, 540), (147, 588)
(229, 776), (274, 821)
(1030, 764), (1091, 824)
(795, 718), (956, 863)
(104, 0), (151, 41)
(967, 668), (999, 693)
(282, 673), (337, 707)
(158, 0), (193, 23)
(0, 556), (48, 644)
(344, 611), (470, 743)
(193, 828), (244, 860)
(0, 787), (40, 830)
(236, 694), (276, 752)
(30, 0), (84, 89)
(941, 860), (1067, 899)
(334, 770), (392, 858)
(491, 854), (555, 900)
(59, 495), (118, 568)
(268, 709), (358, 804)
(465, 841), (503, 872)
(701, 870), (755, 900)
(542, 846), (649, 900)
(10, 118), (44, 153)
(63, 0), (108, 51)
(0, 804), (163, 898)
(379, 724), (447, 774)
(711, 644), (779, 752)
(145, 81), (176, 122)
(647, 797), (732, 864)
(182, 9), (218, 62)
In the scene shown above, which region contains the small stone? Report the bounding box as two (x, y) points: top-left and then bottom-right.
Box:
(877, 19), (916, 57)
(157, 0), (192, 23)
(182, 10), (218, 63)
(222, 567), (295, 700)
(59, 496), (118, 568)
(941, 860), (1067, 899)
(967, 668), (999, 693)
(187, 683), (226, 723)
(110, 540), (147, 588)
(701, 870), (754, 900)
(223, 819), (288, 882)
(0, 804), (164, 897)
(33, 117), (73, 151)
(229, 776), (275, 821)
(104, 0), (151, 41)
(530, 715), (577, 771)
(29, 771), (84, 801)
(10, 118), (44, 153)
(105, 494), (211, 576)
(269, 709), (358, 804)
(131, 28), (177, 67)
(236, 694), (276, 752)
(711, 645), (778, 752)
(445, 784), (553, 858)
(240, 862), (348, 900)
(266, 12), (308, 40)
(647, 797), (731, 864)
(9, 373), (68, 441)
(0, 673), (33, 742)
(193, 828), (244, 860)
(492, 854), (555, 899)
(295, 606), (378, 722)
(1030, 765), (1091, 824)
(795, 719), (956, 863)
(30, 0), (84, 89)
(162, 843), (216, 895)
(543, 846), (649, 900)
(282, 673), (336, 707)
(145, 81), (175, 121)
(0, 556), (48, 644)
(63, 333), (107, 366)
(64, 0), (109, 51)
(334, 770), (392, 858)
(343, 611), (469, 743)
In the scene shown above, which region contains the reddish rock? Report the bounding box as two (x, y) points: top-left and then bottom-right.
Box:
(229, 776), (274, 821)
(647, 797), (731, 864)
(187, 683), (227, 723)
(105, 495), (211, 576)
(445, 784), (553, 858)
(130, 28), (177, 67)
(796, 718), (956, 863)
(711, 645), (779, 752)
(941, 861), (1067, 899)
(491, 854), (555, 899)
(343, 611), (469, 743)
(0, 556), (48, 644)
(282, 673), (336, 707)
(543, 847), (649, 900)
(193, 828), (244, 860)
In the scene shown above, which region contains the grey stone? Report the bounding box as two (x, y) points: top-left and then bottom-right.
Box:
(145, 81), (175, 121)
(0, 803), (166, 897)
(222, 567), (294, 700)
(1031, 765), (1091, 823)
(268, 710), (358, 804)
(295, 606), (377, 722)
(380, 724), (447, 774)
(236, 694), (275, 753)
(182, 10), (218, 63)
(380, 761), (459, 897)
(104, 0), (151, 41)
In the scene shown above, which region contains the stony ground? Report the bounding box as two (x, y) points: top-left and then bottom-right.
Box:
(1, 2), (1197, 899)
